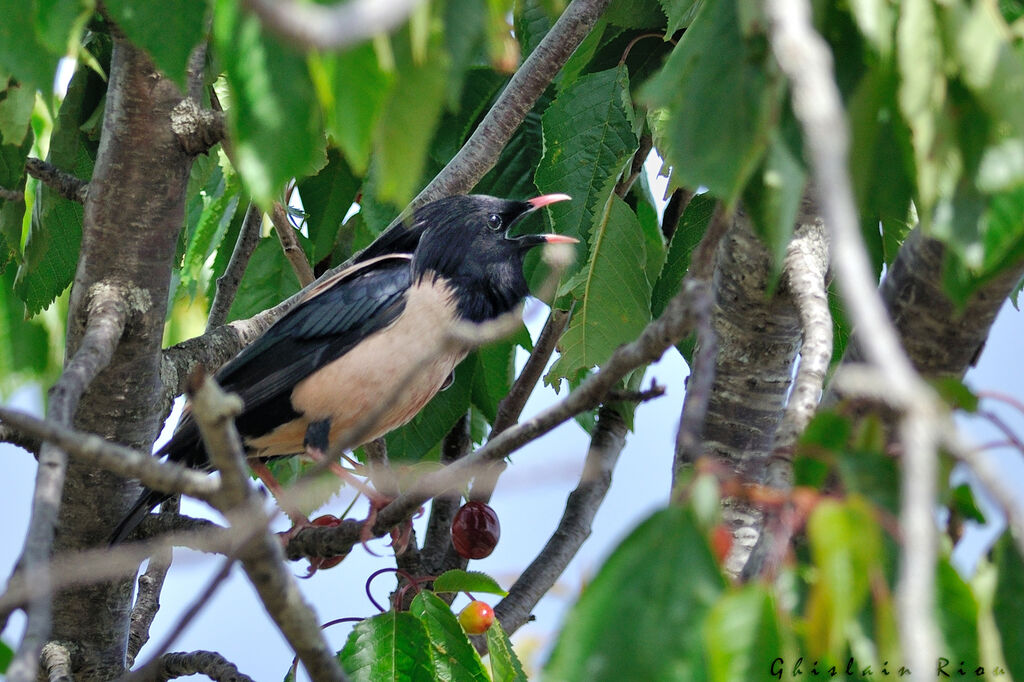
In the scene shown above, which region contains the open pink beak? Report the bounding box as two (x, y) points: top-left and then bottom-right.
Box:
(524, 194), (578, 244)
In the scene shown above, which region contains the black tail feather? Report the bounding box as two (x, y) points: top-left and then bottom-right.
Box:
(109, 488), (171, 544)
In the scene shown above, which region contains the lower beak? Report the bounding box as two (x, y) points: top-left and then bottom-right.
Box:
(517, 233), (580, 249)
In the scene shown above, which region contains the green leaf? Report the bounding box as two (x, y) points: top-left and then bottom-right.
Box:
(0, 266), (51, 391)
(0, 80), (35, 146)
(15, 59), (103, 314)
(337, 611), (435, 682)
(741, 131), (806, 269)
(33, 0), (92, 58)
(226, 237), (301, 322)
(535, 65), (638, 249)
(385, 356), (473, 462)
(651, 192), (715, 317)
(0, 2), (60, 92)
(104, 0), (208, 89)
(643, 0), (784, 205)
(848, 63), (915, 269)
(661, 0), (703, 33)
(410, 591), (490, 682)
(935, 557), (980, 667)
(515, 0), (553, 60)
(372, 37), (449, 206)
(317, 44), (395, 176)
(548, 196), (651, 384)
(704, 585), (784, 682)
(179, 166), (240, 300)
(469, 332), (524, 423)
(993, 533), (1024, 681)
(213, 0), (326, 207)
(0, 130), (31, 266)
(544, 507), (726, 681)
(486, 620), (527, 682)
(433, 570), (508, 596)
(897, 0), (957, 228)
(805, 496), (884, 659)
(296, 148), (360, 264)
(605, 0), (667, 29)
(949, 483), (986, 525)
(0, 638), (11, 674)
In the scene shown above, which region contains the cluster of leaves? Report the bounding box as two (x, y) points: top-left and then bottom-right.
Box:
(539, 398), (1023, 681)
(321, 569), (525, 682)
(2, 0), (1024, 677)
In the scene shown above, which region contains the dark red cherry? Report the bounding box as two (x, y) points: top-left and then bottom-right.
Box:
(451, 501), (500, 559)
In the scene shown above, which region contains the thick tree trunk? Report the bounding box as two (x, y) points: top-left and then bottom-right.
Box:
(846, 228), (1024, 377)
(697, 211), (802, 577)
(51, 38), (192, 677)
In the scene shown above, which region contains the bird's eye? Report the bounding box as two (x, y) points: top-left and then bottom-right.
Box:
(486, 214), (503, 231)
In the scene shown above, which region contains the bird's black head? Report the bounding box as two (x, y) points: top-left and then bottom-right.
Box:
(410, 194), (573, 322)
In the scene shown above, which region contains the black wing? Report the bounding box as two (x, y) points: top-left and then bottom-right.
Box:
(169, 254), (413, 464)
(109, 255), (413, 544)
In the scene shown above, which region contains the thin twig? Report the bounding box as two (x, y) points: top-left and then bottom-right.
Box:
(8, 283), (130, 681)
(207, 203), (263, 330)
(0, 186), (23, 202)
(469, 309), (571, 504)
(126, 496), (178, 667)
(766, 0), (942, 675)
(491, 405), (627, 639)
(243, 0), (422, 50)
(671, 204), (728, 488)
(24, 157), (88, 204)
(0, 407), (220, 503)
(421, 414), (472, 577)
(128, 558), (236, 681)
(271, 202), (315, 287)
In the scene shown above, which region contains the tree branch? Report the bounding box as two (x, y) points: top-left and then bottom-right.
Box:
(126, 497), (174, 668)
(41, 642), (74, 682)
(271, 202), (315, 287)
(148, 650), (254, 682)
(24, 157), (88, 204)
(9, 283), (130, 681)
(0, 186), (24, 202)
(766, 0), (942, 675)
(493, 405), (627, 638)
(170, 98), (226, 156)
(741, 211), (831, 581)
(207, 203), (263, 330)
(0, 422), (41, 455)
(242, 0), (422, 51)
(0, 407), (220, 504)
(186, 373), (348, 682)
(128, 558), (235, 680)
(413, 0), (611, 205)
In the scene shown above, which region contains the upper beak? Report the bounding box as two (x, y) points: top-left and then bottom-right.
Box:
(527, 193), (572, 209)
(517, 194), (578, 249)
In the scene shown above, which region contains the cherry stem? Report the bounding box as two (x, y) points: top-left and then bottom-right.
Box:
(619, 32), (674, 66)
(365, 567), (429, 612)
